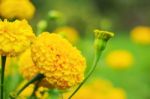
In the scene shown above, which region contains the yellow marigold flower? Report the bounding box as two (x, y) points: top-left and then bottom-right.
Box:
(19, 48), (52, 89)
(17, 80), (34, 99)
(30, 32), (86, 89)
(106, 50), (134, 69)
(0, 0), (35, 19)
(54, 27), (79, 44)
(0, 19), (35, 56)
(19, 49), (38, 79)
(64, 79), (126, 99)
(16, 80), (49, 99)
(131, 26), (150, 45)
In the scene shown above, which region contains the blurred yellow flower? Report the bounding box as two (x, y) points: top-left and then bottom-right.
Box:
(0, 0), (35, 19)
(0, 19), (35, 56)
(131, 26), (150, 45)
(54, 27), (79, 44)
(17, 80), (34, 99)
(108, 88), (127, 99)
(64, 79), (126, 99)
(19, 49), (39, 80)
(17, 80), (49, 99)
(35, 87), (49, 99)
(106, 50), (134, 69)
(30, 32), (86, 89)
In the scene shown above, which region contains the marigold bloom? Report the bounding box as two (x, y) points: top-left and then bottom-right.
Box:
(0, 19), (35, 56)
(54, 27), (79, 44)
(17, 80), (49, 99)
(131, 26), (150, 45)
(64, 79), (126, 99)
(17, 81), (34, 99)
(106, 50), (134, 69)
(0, 0), (35, 19)
(19, 49), (38, 79)
(30, 32), (86, 89)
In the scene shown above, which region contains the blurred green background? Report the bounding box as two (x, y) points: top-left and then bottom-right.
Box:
(31, 0), (150, 32)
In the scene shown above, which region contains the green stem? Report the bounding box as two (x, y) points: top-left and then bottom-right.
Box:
(68, 54), (100, 99)
(1, 56), (6, 99)
(9, 73), (44, 99)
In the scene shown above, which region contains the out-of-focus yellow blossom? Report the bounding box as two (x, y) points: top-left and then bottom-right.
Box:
(106, 50), (134, 69)
(0, 0), (35, 19)
(19, 49), (39, 79)
(35, 87), (49, 99)
(64, 79), (126, 99)
(17, 80), (34, 99)
(54, 27), (79, 44)
(131, 26), (150, 45)
(17, 80), (49, 99)
(108, 88), (126, 99)
(29, 32), (86, 89)
(0, 19), (35, 56)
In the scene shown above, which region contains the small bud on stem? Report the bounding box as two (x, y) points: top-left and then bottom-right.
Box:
(68, 29), (114, 99)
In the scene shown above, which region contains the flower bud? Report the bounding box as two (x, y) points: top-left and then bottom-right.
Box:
(94, 29), (114, 56)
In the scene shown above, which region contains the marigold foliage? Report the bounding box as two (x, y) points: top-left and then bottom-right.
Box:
(0, 0), (35, 19)
(0, 19), (35, 56)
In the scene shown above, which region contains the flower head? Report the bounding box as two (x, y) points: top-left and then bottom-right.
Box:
(54, 27), (79, 44)
(19, 49), (38, 79)
(131, 26), (150, 45)
(22, 32), (86, 89)
(106, 50), (134, 69)
(0, 0), (35, 19)
(0, 19), (35, 56)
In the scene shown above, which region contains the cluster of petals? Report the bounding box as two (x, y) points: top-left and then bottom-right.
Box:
(0, 19), (35, 56)
(20, 32), (86, 89)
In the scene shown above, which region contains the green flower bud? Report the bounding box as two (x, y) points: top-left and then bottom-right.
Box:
(37, 20), (47, 35)
(94, 29), (114, 56)
(48, 10), (62, 20)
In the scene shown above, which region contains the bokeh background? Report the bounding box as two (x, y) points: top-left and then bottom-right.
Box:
(1, 0), (150, 99)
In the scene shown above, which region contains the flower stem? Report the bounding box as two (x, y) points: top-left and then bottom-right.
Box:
(68, 54), (100, 99)
(68, 29), (114, 99)
(9, 73), (44, 99)
(1, 56), (6, 99)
